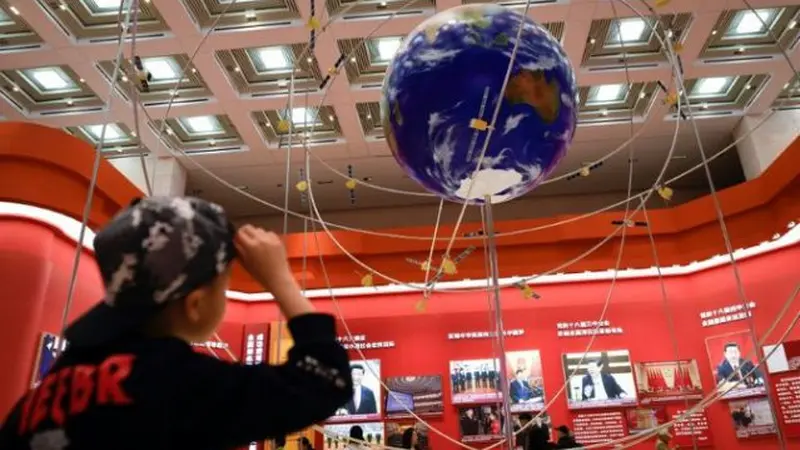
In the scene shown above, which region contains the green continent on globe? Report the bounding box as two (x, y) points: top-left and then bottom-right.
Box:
(503, 69), (562, 124)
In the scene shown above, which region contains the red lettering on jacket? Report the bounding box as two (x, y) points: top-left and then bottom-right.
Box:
(30, 374), (56, 430)
(69, 365), (96, 416)
(50, 367), (73, 425)
(97, 355), (134, 405)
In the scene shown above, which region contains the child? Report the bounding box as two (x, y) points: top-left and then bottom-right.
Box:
(0, 196), (353, 449)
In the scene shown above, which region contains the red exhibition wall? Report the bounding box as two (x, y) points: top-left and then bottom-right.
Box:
(2, 213), (800, 450)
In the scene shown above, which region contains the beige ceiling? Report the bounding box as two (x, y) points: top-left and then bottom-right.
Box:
(1, 0), (799, 231)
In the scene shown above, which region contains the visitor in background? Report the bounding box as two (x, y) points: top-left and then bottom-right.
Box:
(528, 417), (553, 450)
(655, 430), (675, 450)
(401, 427), (418, 450)
(386, 423), (404, 448)
(553, 426), (583, 449)
(515, 413), (532, 450)
(276, 436), (287, 450)
(347, 426), (366, 450)
(300, 437), (314, 450)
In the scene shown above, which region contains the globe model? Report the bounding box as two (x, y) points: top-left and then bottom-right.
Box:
(381, 4), (578, 204)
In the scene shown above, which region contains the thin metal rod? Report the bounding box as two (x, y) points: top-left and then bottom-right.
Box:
(482, 197), (514, 450)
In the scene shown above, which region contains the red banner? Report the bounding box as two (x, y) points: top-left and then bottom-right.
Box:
(571, 411), (627, 445)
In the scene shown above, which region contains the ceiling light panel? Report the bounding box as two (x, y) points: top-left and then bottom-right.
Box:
(87, 0), (123, 12)
(289, 107), (319, 126)
(183, 115), (223, 134)
(24, 67), (77, 92)
(730, 9), (777, 36)
(84, 124), (126, 143)
(692, 77), (732, 96)
(141, 57), (179, 81)
(255, 47), (291, 71)
(608, 18), (649, 44)
(375, 37), (402, 62)
(589, 84), (627, 103)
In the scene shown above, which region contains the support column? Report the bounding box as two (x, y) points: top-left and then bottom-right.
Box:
(734, 110), (800, 180)
(108, 156), (187, 196)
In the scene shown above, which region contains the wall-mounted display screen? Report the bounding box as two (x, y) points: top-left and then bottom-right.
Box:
(563, 350), (637, 409)
(385, 375), (443, 417)
(323, 422), (384, 450)
(705, 331), (766, 399)
(329, 359), (382, 422)
(505, 350), (545, 412)
(450, 358), (501, 404)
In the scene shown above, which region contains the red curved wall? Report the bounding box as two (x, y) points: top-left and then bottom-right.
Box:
(0, 218), (104, 415)
(2, 214), (799, 450)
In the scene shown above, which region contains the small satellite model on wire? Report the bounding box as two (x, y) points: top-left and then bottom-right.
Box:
(406, 246), (476, 286)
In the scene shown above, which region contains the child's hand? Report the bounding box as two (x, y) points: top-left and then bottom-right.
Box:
(234, 225), (293, 291)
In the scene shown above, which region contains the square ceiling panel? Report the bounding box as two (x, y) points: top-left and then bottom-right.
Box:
(700, 6), (800, 61)
(673, 74), (769, 117)
(183, 0), (300, 31)
(582, 14), (692, 69)
(577, 82), (658, 124)
(0, 65), (104, 115)
(773, 74), (800, 110)
(326, 0), (433, 20)
(355, 102), (383, 140)
(0, 3), (42, 51)
(252, 105), (341, 148)
(96, 54), (211, 106)
(339, 35), (403, 87)
(46, 0), (169, 42)
(64, 122), (144, 157)
(152, 114), (245, 155)
(217, 44), (322, 96)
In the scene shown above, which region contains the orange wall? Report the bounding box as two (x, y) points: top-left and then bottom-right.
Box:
(2, 121), (800, 292)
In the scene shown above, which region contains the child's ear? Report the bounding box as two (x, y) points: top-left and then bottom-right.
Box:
(183, 289), (205, 322)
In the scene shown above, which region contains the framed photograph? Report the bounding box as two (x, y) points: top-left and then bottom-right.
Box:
(763, 339), (800, 374)
(385, 422), (430, 450)
(505, 350), (545, 412)
(458, 404), (505, 442)
(322, 422), (384, 450)
(562, 350), (637, 409)
(385, 375), (443, 418)
(728, 397), (777, 439)
(329, 360), (382, 422)
(705, 330), (766, 399)
(450, 358), (502, 404)
(625, 407), (666, 433)
(30, 333), (66, 387)
(634, 360), (704, 404)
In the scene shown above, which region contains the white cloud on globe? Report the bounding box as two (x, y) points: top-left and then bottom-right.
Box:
(454, 168), (523, 204)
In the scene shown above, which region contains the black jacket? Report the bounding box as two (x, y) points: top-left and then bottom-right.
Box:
(0, 313), (352, 449)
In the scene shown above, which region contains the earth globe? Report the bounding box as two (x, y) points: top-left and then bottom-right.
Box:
(381, 4), (578, 204)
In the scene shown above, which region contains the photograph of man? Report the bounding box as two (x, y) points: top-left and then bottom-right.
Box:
(460, 408), (480, 436)
(706, 332), (767, 399)
(715, 342), (764, 390)
(510, 369), (544, 403)
(331, 360), (381, 420)
(581, 359), (627, 401)
(564, 350), (637, 409)
(345, 364), (378, 414)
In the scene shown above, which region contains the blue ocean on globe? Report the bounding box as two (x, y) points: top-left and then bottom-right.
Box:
(381, 4), (578, 204)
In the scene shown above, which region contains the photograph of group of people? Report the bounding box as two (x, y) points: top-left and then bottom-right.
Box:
(330, 360), (382, 422)
(457, 405), (504, 442)
(450, 359), (502, 404)
(563, 350), (638, 409)
(385, 375), (443, 418)
(634, 360), (704, 403)
(706, 331), (766, 399)
(322, 423), (384, 450)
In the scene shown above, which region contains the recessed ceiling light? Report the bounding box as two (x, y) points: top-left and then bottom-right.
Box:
(589, 37), (596, 44)
(738, 46), (746, 53)
(639, 91), (646, 99)
(27, 68), (73, 91)
(141, 57), (179, 81)
(58, 3), (67, 11)
(592, 84), (626, 102)
(609, 18), (648, 44)
(209, 139), (217, 146)
(733, 9), (774, 35)
(121, 75), (129, 82)
(65, 98), (73, 106)
(328, 115), (334, 120)
(9, 6), (20, 15)
(91, 0), (123, 11)
(184, 116), (221, 134)
(600, 109), (609, 116)
(256, 47), (290, 70)
(233, 66), (241, 72)
(711, 29), (717, 35)
(789, 20), (797, 30)
(375, 37), (402, 61)
(290, 107), (317, 126)
(693, 77), (731, 96)
(79, 78), (85, 83)
(306, 57), (312, 63)
(85, 124), (125, 142)
(191, 67), (197, 74)
(244, 9), (256, 19)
